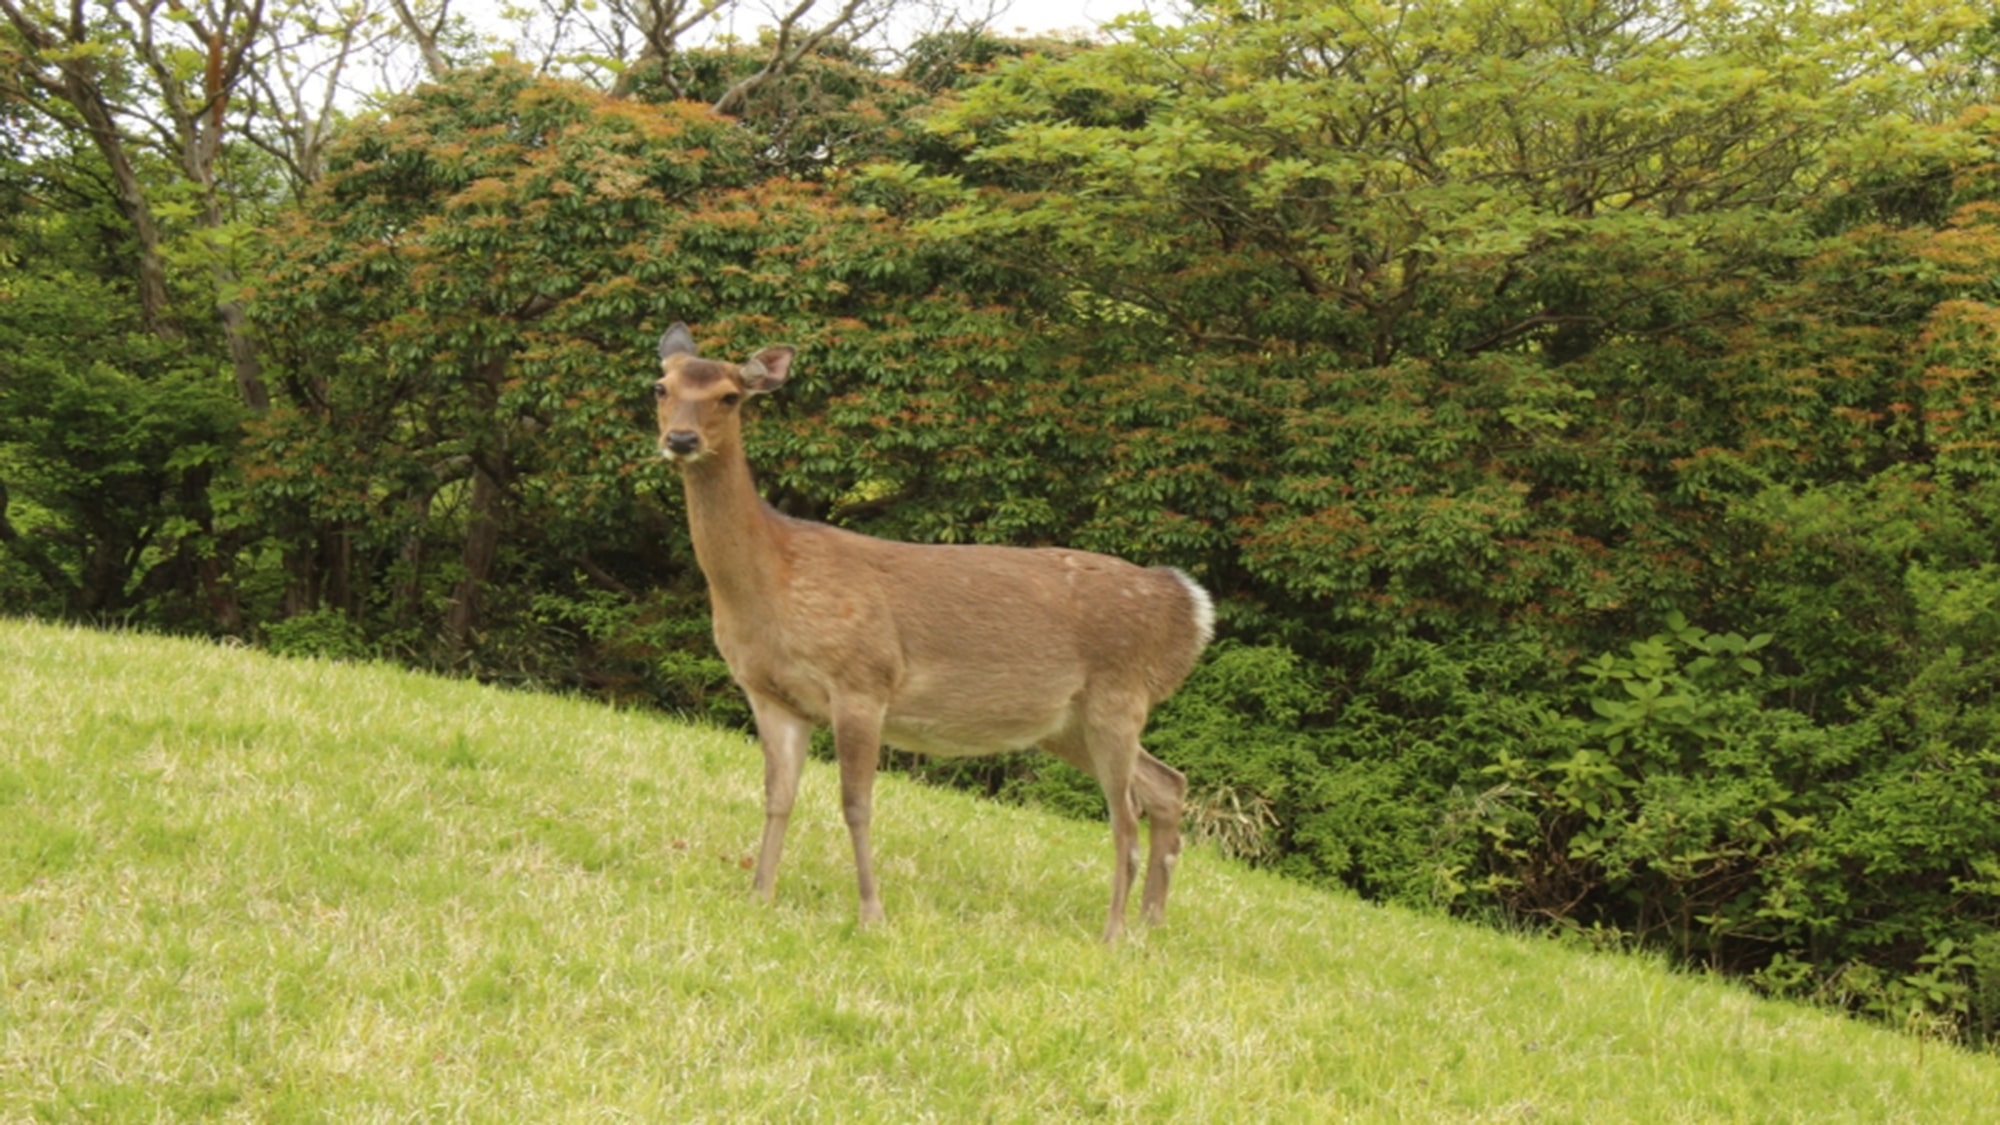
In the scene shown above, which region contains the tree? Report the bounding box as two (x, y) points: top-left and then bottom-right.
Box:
(0, 127), (243, 624)
(251, 65), (741, 648)
(2, 0), (457, 630)
(1, 0), (442, 414)
(888, 0), (1985, 653)
(2, 0), (182, 337)
(247, 57), (1060, 681)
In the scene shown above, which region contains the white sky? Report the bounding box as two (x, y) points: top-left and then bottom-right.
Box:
(982, 0), (1162, 38)
(452, 0), (1181, 51)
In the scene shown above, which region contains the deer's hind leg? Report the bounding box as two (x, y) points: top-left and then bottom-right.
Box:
(1044, 706), (1148, 942)
(1133, 749), (1187, 926)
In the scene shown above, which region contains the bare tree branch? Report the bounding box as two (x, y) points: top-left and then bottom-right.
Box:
(712, 0), (885, 115)
(243, 0), (401, 193)
(388, 0), (453, 80)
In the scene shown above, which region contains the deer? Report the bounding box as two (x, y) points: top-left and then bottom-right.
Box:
(652, 323), (1214, 941)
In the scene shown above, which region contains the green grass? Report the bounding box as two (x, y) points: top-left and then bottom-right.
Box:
(2, 618), (1995, 1123)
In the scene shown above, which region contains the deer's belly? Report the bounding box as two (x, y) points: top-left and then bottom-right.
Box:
(884, 660), (1088, 756)
(881, 685), (1078, 759)
(881, 714), (1056, 758)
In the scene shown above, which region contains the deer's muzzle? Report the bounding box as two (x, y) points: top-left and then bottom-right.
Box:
(663, 430), (703, 460)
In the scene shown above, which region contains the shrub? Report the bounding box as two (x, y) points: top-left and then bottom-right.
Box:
(1457, 612), (2000, 1039)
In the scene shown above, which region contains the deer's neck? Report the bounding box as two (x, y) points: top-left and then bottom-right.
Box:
(680, 448), (788, 610)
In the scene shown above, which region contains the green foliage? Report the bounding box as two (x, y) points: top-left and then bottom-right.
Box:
(617, 40), (965, 176)
(1295, 637), (1568, 905)
(1459, 613), (2000, 1041)
(247, 62), (1060, 699)
(0, 194), (241, 624)
(250, 64), (771, 677)
(261, 607), (373, 661)
(882, 0), (1983, 667)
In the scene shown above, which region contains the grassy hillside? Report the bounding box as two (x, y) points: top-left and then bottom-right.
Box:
(2, 619), (1995, 1123)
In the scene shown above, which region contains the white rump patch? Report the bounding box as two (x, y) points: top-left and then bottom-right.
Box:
(1168, 568), (1216, 649)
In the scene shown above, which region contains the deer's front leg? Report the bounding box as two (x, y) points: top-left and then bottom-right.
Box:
(832, 702), (887, 926)
(748, 693), (811, 905)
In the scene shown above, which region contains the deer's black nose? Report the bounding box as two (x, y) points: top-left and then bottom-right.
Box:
(665, 430), (702, 457)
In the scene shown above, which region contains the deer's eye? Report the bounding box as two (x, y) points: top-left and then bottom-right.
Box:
(652, 382), (668, 400)
(720, 392), (743, 407)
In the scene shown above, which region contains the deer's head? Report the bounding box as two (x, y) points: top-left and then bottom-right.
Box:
(654, 323), (795, 464)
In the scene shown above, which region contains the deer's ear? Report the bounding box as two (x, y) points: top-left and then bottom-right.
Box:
(658, 323), (696, 360)
(740, 346), (795, 394)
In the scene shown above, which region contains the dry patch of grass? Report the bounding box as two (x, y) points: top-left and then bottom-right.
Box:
(3, 618), (1996, 1122)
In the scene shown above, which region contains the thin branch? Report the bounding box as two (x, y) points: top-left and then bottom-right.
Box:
(388, 0), (453, 80)
(711, 0), (880, 116)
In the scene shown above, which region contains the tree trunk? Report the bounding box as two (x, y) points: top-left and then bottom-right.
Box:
(388, 0), (454, 80)
(445, 459), (507, 657)
(35, 51), (180, 338)
(324, 526), (354, 616)
(445, 353), (516, 657)
(213, 264), (271, 412)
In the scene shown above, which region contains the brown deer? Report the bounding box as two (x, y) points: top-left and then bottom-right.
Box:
(653, 323), (1213, 940)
